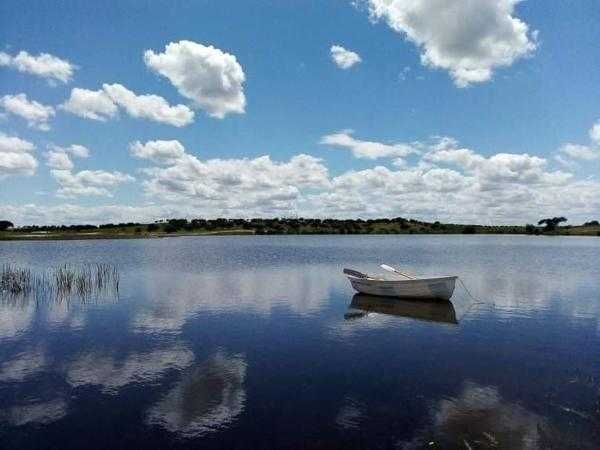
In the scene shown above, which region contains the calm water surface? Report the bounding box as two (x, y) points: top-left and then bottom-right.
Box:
(1, 235), (599, 449)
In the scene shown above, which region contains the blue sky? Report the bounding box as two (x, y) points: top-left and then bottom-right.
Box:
(1, 0), (599, 225)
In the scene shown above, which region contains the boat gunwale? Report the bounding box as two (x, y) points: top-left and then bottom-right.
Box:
(346, 275), (458, 284)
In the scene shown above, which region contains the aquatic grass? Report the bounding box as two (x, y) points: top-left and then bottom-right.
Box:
(55, 264), (75, 295)
(0, 264), (33, 295)
(0, 263), (119, 304)
(54, 263), (120, 301)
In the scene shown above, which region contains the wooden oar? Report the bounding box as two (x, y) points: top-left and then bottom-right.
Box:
(380, 264), (415, 280)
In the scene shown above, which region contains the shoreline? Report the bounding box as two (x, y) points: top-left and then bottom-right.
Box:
(2, 218), (598, 241)
(2, 229), (598, 242)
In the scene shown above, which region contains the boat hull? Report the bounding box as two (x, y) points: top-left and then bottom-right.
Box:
(347, 276), (457, 300)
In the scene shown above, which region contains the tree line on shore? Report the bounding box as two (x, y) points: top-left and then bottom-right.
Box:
(1, 216), (599, 236)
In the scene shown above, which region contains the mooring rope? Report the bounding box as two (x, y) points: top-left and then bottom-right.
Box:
(457, 277), (489, 319)
(457, 277), (483, 303)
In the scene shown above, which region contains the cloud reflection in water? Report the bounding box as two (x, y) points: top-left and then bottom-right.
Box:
(335, 397), (365, 431)
(0, 303), (35, 340)
(146, 350), (247, 438)
(66, 345), (195, 394)
(0, 347), (46, 382)
(2, 399), (68, 426)
(131, 264), (343, 335)
(403, 382), (546, 449)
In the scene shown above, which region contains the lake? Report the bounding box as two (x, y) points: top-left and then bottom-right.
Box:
(1, 235), (599, 449)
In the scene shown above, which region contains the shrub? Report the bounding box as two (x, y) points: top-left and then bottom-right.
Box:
(462, 225), (477, 234)
(164, 224), (178, 233)
(538, 217), (567, 231)
(168, 219), (188, 228)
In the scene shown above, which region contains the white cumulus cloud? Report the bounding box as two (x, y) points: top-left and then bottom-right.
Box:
(558, 120), (600, 161)
(426, 138), (571, 188)
(45, 144), (134, 198)
(559, 143), (599, 161)
(144, 40), (246, 119)
(51, 169), (134, 198)
(366, 0), (537, 87)
(309, 133), (583, 222)
(4, 129), (600, 225)
(590, 121), (600, 146)
(45, 150), (73, 171)
(61, 84), (194, 127)
(130, 140), (186, 165)
(64, 144), (90, 158)
(0, 93), (55, 131)
(60, 87), (118, 121)
(330, 45), (362, 69)
(44, 144), (91, 170)
(135, 139), (329, 214)
(0, 132), (38, 177)
(0, 203), (175, 226)
(320, 130), (418, 160)
(102, 83), (194, 127)
(0, 50), (75, 83)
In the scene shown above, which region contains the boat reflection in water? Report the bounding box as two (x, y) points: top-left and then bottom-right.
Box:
(146, 351), (247, 438)
(345, 294), (458, 325)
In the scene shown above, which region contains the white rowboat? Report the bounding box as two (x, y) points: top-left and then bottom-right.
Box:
(344, 267), (457, 300)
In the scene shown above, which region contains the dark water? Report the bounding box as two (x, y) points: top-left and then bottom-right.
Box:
(1, 235), (599, 449)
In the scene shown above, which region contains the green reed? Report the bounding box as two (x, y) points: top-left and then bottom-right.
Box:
(0, 263), (119, 303)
